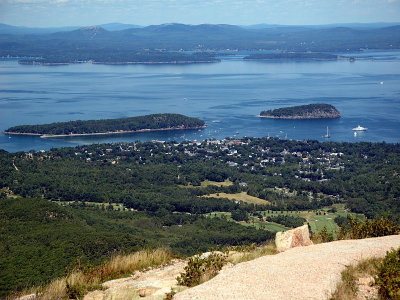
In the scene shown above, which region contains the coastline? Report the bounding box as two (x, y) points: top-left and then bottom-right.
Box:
(3, 125), (206, 138)
(19, 60), (219, 66)
(257, 115), (341, 119)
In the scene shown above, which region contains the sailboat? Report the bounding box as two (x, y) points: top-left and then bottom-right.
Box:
(323, 126), (330, 138)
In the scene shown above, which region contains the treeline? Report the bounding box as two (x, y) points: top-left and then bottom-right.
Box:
(266, 215), (307, 228)
(6, 113), (205, 135)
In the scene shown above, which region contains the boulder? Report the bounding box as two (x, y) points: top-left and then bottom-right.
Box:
(275, 224), (313, 252)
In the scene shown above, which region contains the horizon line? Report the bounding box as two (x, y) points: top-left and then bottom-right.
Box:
(2, 21), (400, 29)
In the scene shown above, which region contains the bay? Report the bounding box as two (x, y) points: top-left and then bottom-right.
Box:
(1, 50), (400, 152)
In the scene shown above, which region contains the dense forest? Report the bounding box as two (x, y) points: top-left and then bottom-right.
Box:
(1, 137), (399, 297)
(0, 197), (270, 297)
(5, 114), (205, 136)
(244, 52), (339, 60)
(260, 104), (341, 119)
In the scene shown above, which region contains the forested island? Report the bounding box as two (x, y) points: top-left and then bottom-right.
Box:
(18, 51), (220, 65)
(244, 53), (339, 60)
(260, 104), (341, 119)
(4, 113), (205, 137)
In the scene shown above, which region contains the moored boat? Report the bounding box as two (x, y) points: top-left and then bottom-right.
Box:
(352, 125), (367, 131)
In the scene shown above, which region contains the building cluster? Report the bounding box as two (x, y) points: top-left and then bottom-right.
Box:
(22, 137), (347, 183)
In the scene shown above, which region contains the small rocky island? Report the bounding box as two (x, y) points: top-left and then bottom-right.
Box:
(260, 104), (341, 119)
(4, 113), (205, 137)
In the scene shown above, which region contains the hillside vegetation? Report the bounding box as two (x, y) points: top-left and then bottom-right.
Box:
(0, 197), (271, 298)
(0, 137), (399, 297)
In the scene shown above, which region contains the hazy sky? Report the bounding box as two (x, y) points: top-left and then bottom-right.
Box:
(1, 0), (400, 27)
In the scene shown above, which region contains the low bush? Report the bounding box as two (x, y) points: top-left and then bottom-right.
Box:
(177, 252), (226, 287)
(376, 247), (400, 299)
(312, 226), (334, 243)
(338, 217), (399, 240)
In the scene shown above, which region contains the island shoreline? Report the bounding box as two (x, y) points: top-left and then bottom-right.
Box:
(257, 115), (341, 119)
(3, 125), (207, 138)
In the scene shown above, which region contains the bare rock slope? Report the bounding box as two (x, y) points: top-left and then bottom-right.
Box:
(175, 235), (400, 300)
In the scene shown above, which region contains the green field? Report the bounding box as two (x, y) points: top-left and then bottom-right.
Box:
(258, 204), (358, 235)
(179, 179), (234, 188)
(205, 212), (288, 232)
(242, 221), (289, 232)
(202, 192), (270, 205)
(205, 204), (362, 236)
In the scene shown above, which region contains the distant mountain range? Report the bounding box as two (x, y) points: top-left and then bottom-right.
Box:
(241, 22), (400, 30)
(0, 23), (142, 34)
(1, 22), (399, 35)
(1, 22), (399, 60)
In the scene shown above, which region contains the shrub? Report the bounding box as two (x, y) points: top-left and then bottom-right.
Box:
(313, 226), (334, 243)
(177, 253), (226, 287)
(376, 247), (400, 299)
(338, 216), (399, 240)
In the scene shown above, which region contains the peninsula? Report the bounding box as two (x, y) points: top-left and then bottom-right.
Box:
(4, 113), (205, 137)
(260, 104), (341, 119)
(244, 53), (339, 61)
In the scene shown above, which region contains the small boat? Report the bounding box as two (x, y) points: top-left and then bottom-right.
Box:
(352, 125), (368, 131)
(323, 126), (330, 138)
(211, 120), (221, 123)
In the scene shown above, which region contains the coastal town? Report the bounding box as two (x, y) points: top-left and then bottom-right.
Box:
(22, 137), (350, 186)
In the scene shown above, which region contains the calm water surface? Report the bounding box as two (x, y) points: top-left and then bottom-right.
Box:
(1, 50), (400, 152)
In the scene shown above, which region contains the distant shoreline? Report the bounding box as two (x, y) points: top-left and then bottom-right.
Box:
(257, 115), (340, 119)
(18, 60), (219, 66)
(4, 125), (207, 138)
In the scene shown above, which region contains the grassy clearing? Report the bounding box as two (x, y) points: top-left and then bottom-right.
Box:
(205, 205), (361, 235)
(205, 212), (288, 232)
(16, 249), (174, 300)
(308, 214), (339, 235)
(179, 179), (234, 188)
(240, 219), (289, 232)
(258, 205), (356, 236)
(330, 257), (382, 300)
(202, 192), (270, 205)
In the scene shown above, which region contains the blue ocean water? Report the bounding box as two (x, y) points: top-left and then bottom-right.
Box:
(1, 50), (400, 152)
